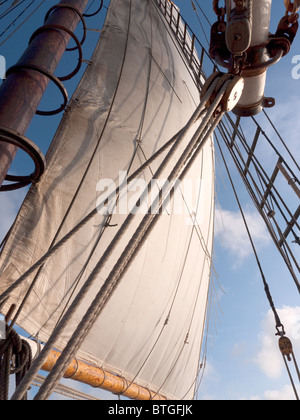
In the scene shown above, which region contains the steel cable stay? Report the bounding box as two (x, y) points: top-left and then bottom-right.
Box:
(215, 116), (300, 286)
(215, 126), (300, 291)
(0, 0), (26, 20)
(215, 135), (300, 401)
(154, 0), (299, 294)
(0, 0), (36, 40)
(0, 0), (48, 47)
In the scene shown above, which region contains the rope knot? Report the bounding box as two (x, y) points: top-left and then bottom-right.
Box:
(0, 329), (32, 400)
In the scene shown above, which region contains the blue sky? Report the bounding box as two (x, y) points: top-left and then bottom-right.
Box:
(0, 0), (299, 400)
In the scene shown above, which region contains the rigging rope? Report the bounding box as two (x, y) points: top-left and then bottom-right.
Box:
(0, 327), (32, 400)
(10, 75), (228, 401)
(0, 0), (298, 398)
(215, 136), (300, 401)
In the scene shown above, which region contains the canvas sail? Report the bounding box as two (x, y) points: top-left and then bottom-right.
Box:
(0, 0), (215, 400)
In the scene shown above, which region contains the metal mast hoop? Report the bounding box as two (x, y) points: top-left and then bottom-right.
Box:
(83, 0), (104, 17)
(0, 127), (46, 192)
(29, 25), (84, 81)
(44, 4), (87, 51)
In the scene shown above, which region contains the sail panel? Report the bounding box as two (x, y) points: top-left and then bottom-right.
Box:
(0, 0), (214, 399)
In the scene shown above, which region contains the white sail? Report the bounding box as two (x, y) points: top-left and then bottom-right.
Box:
(0, 0), (214, 399)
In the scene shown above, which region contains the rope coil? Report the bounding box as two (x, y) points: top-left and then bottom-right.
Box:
(0, 328), (32, 400)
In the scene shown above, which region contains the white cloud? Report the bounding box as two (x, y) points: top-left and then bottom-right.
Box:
(263, 384), (300, 401)
(214, 207), (271, 262)
(255, 306), (300, 380)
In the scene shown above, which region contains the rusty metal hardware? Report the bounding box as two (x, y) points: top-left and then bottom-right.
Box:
(0, 126), (46, 192)
(0, 0), (92, 190)
(284, 0), (300, 14)
(29, 24), (83, 81)
(225, 0), (252, 54)
(268, 15), (299, 58)
(209, 21), (232, 69)
(6, 64), (69, 116)
(279, 336), (293, 361)
(226, 17), (251, 54)
(213, 0), (226, 18)
(44, 4), (87, 51)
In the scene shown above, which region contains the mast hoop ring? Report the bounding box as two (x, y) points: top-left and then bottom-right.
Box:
(29, 24), (83, 81)
(44, 4), (87, 52)
(83, 0), (103, 17)
(6, 64), (69, 116)
(0, 127), (46, 192)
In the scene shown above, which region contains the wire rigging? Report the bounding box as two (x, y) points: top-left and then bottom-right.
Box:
(0, 0), (26, 20)
(215, 135), (300, 401)
(0, 0), (47, 46)
(0, 0), (36, 40)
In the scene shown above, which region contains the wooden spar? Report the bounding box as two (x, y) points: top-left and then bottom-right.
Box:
(41, 349), (167, 400)
(0, 0), (90, 188)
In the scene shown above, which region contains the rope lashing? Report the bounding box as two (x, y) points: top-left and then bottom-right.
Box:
(0, 327), (32, 400)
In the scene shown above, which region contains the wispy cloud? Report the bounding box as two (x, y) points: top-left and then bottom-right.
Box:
(214, 207), (271, 263)
(255, 306), (300, 381)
